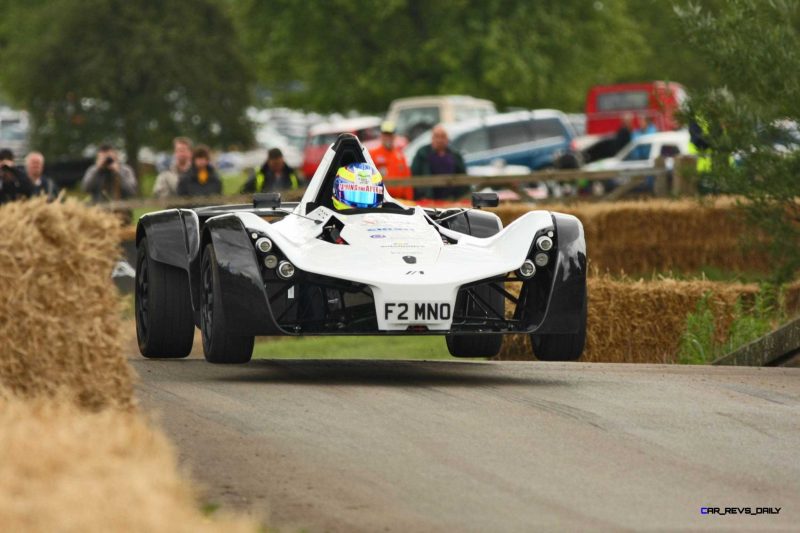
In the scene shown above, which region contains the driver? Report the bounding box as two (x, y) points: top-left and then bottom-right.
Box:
(332, 162), (384, 210)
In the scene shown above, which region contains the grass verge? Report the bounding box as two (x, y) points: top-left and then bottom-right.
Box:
(678, 286), (786, 364)
(253, 335), (454, 360)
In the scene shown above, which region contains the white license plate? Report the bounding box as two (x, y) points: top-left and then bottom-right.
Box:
(384, 302), (452, 322)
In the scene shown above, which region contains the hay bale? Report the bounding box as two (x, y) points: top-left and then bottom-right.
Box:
(0, 198), (134, 409)
(0, 392), (255, 532)
(498, 277), (758, 363)
(492, 198), (769, 274)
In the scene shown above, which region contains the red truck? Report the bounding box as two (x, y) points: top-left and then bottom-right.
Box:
(585, 81), (687, 135)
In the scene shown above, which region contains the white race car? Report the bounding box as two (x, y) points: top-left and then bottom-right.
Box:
(135, 134), (587, 363)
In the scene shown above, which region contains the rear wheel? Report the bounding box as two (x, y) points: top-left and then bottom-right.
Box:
(529, 297), (587, 361)
(200, 243), (254, 364)
(135, 237), (194, 358)
(446, 285), (504, 358)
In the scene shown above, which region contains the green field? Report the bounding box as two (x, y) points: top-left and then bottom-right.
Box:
(252, 335), (459, 360)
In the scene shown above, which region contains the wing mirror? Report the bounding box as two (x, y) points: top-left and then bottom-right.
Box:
(253, 192), (281, 209)
(472, 192), (499, 208)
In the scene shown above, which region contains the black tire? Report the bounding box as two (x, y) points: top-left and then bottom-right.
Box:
(446, 285), (504, 358)
(446, 333), (503, 358)
(529, 297), (587, 361)
(200, 243), (254, 364)
(135, 237), (194, 358)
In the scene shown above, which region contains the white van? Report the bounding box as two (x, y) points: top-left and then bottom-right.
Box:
(386, 95), (496, 140)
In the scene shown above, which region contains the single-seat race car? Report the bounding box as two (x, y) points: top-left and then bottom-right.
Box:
(135, 134), (587, 363)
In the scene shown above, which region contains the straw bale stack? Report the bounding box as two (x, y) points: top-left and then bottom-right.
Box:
(498, 276), (762, 363)
(0, 197), (134, 409)
(0, 198), (256, 532)
(493, 199), (769, 274)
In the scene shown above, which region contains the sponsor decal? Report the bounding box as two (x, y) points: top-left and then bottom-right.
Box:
(338, 183), (383, 194)
(355, 170), (372, 185)
(366, 227), (414, 232)
(380, 242), (424, 248)
(370, 234), (387, 239)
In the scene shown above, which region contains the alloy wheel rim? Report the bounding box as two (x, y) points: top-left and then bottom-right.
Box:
(201, 254), (214, 347)
(136, 254), (149, 340)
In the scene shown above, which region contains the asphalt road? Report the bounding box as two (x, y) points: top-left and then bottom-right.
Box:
(132, 357), (800, 532)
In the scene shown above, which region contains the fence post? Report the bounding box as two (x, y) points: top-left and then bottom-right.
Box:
(653, 156), (668, 198)
(672, 155), (698, 196)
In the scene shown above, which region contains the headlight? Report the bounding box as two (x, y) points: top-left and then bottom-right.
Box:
(534, 252), (549, 267)
(517, 259), (536, 279)
(536, 235), (553, 251)
(255, 237), (273, 253)
(277, 260), (296, 279)
(263, 254), (278, 269)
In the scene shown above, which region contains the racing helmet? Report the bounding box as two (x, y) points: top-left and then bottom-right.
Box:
(332, 162), (384, 210)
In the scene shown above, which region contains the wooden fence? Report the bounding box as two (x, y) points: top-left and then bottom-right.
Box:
(98, 155), (699, 211)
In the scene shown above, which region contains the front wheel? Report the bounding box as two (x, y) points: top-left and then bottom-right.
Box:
(446, 284), (504, 358)
(200, 243), (254, 364)
(529, 297), (587, 361)
(446, 333), (503, 358)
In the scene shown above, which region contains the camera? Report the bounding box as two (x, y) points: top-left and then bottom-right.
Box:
(103, 156), (115, 167)
(0, 163), (17, 180)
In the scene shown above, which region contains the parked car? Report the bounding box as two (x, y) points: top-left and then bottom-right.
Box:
(0, 108), (29, 161)
(585, 81), (687, 135)
(565, 113), (587, 136)
(404, 110), (576, 171)
(583, 131), (690, 172)
(302, 117), (383, 178)
(583, 131), (690, 194)
(386, 95), (496, 140)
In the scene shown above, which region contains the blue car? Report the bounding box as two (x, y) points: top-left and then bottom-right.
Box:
(404, 110), (576, 171)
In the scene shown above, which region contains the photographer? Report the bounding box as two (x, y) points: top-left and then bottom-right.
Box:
(81, 144), (138, 202)
(0, 148), (33, 205)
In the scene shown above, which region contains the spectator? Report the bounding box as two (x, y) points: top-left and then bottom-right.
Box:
(0, 148), (32, 204)
(177, 145), (222, 197)
(410, 124), (467, 200)
(152, 137), (193, 198)
(241, 148), (300, 193)
(614, 113), (634, 152)
(369, 121), (413, 201)
(642, 116), (658, 135)
(25, 151), (58, 201)
(81, 144), (138, 202)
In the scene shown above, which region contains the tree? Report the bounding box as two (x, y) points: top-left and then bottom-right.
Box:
(232, 0), (646, 113)
(0, 0), (253, 174)
(633, 0), (722, 91)
(678, 0), (800, 282)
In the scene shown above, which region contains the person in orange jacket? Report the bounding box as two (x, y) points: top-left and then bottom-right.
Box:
(369, 121), (413, 201)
